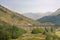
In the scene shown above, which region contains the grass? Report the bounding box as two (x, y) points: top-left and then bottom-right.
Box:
(15, 27), (60, 40)
(17, 34), (45, 40)
(55, 31), (60, 37)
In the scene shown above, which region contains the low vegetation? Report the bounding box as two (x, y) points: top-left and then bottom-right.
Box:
(0, 21), (27, 40)
(31, 28), (45, 34)
(0, 21), (60, 40)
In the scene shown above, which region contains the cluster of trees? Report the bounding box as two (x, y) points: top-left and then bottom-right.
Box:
(0, 23), (27, 40)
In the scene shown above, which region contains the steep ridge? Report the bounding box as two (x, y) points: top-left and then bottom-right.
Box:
(0, 5), (41, 27)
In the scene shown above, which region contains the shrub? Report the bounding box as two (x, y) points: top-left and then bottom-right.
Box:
(46, 35), (53, 40)
(0, 30), (11, 40)
(10, 26), (27, 39)
(0, 23), (27, 39)
(31, 28), (45, 34)
(43, 27), (55, 35)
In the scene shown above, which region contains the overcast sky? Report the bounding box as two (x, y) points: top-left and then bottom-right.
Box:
(0, 0), (60, 13)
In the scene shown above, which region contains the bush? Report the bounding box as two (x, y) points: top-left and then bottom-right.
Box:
(10, 26), (27, 39)
(31, 28), (45, 34)
(0, 30), (11, 40)
(43, 27), (55, 35)
(46, 35), (53, 40)
(0, 23), (27, 39)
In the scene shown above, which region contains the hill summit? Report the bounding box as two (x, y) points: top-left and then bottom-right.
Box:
(50, 8), (60, 16)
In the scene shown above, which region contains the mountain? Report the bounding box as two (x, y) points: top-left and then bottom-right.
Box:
(37, 8), (60, 25)
(22, 12), (52, 20)
(50, 8), (60, 16)
(0, 5), (41, 27)
(22, 13), (42, 20)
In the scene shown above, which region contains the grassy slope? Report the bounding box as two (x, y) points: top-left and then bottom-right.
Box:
(0, 5), (41, 27)
(0, 5), (45, 40)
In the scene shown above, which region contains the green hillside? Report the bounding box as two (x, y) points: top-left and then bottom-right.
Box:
(37, 8), (60, 25)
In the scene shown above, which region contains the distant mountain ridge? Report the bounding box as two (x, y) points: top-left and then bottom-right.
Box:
(22, 12), (52, 20)
(37, 8), (60, 25)
(22, 13), (43, 20)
